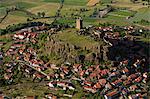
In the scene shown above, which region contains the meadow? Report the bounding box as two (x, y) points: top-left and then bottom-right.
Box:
(129, 7), (150, 22)
(56, 29), (102, 48)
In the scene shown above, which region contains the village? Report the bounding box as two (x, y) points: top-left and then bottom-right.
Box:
(0, 16), (149, 98)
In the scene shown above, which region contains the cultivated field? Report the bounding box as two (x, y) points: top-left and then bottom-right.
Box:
(87, 0), (100, 6)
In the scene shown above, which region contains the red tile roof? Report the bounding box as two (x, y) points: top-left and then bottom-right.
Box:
(98, 79), (107, 86)
(93, 82), (101, 89)
(134, 76), (142, 83)
(112, 79), (122, 85)
(84, 81), (93, 86)
(129, 74), (137, 80)
(105, 90), (119, 97)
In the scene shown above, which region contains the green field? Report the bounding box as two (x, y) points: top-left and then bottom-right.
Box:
(130, 7), (150, 22)
(109, 10), (135, 17)
(44, 0), (88, 6)
(56, 29), (102, 48)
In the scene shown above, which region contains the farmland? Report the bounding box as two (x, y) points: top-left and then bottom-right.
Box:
(0, 0), (149, 29)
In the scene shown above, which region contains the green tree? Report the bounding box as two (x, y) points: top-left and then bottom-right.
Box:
(41, 12), (45, 17)
(27, 18), (30, 22)
(37, 12), (41, 17)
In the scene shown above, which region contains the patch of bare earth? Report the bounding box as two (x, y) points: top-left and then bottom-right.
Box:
(87, 0), (100, 6)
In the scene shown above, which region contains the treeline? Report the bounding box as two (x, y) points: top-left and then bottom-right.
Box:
(0, 22), (48, 35)
(134, 19), (150, 26)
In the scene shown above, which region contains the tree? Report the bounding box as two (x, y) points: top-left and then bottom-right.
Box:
(27, 18), (30, 22)
(6, 8), (10, 14)
(37, 12), (41, 17)
(41, 12), (45, 17)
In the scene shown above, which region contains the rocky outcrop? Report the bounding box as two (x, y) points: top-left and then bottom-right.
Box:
(42, 36), (108, 64)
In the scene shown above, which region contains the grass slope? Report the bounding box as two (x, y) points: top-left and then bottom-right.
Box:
(56, 29), (101, 48)
(130, 7), (150, 22)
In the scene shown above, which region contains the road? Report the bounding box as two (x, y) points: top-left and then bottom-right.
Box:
(16, 60), (50, 79)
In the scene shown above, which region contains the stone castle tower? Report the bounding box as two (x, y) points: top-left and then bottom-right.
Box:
(76, 17), (83, 30)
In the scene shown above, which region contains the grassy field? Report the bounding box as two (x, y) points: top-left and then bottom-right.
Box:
(56, 28), (102, 48)
(109, 10), (135, 17)
(130, 7), (150, 22)
(111, 1), (148, 11)
(0, 81), (49, 97)
(0, 34), (13, 51)
(0, 14), (28, 29)
(28, 3), (59, 17)
(44, 0), (88, 6)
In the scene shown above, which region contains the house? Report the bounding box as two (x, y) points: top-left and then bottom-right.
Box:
(24, 53), (32, 61)
(104, 90), (120, 99)
(50, 64), (59, 70)
(60, 73), (65, 79)
(6, 68), (12, 73)
(123, 79), (132, 86)
(100, 69), (109, 76)
(0, 42), (4, 46)
(48, 82), (56, 88)
(98, 79), (107, 86)
(27, 48), (36, 54)
(45, 93), (57, 99)
(105, 83), (112, 90)
(98, 6), (112, 18)
(89, 72), (97, 79)
(57, 81), (66, 88)
(67, 83), (76, 90)
(73, 64), (82, 72)
(112, 79), (122, 86)
(143, 72), (147, 78)
(82, 81), (93, 86)
(128, 74), (137, 80)
(109, 72), (117, 77)
(0, 95), (4, 99)
(0, 52), (3, 59)
(93, 82), (101, 89)
(134, 76), (142, 83)
(83, 86), (97, 93)
(14, 33), (25, 40)
(61, 67), (69, 74)
(121, 75), (127, 80)
(25, 96), (37, 99)
(113, 32), (120, 38)
(122, 67), (129, 75)
(128, 94), (141, 99)
(4, 74), (12, 80)
(19, 49), (24, 54)
(79, 70), (85, 77)
(11, 44), (24, 49)
(33, 73), (45, 80)
(129, 85), (138, 91)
